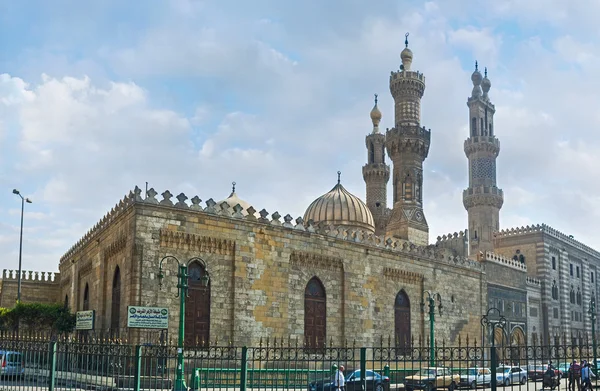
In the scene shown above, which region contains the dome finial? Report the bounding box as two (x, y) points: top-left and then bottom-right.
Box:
(475, 61), (478, 71)
(337, 171), (341, 185)
(370, 93), (382, 131)
(374, 93), (378, 105)
(232, 181), (236, 194)
(400, 33), (414, 71)
(484, 67), (487, 77)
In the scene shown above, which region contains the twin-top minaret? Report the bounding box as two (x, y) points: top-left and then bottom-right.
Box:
(463, 62), (504, 253)
(363, 34), (430, 245)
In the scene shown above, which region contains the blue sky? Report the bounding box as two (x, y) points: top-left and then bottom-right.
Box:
(1, 0), (600, 272)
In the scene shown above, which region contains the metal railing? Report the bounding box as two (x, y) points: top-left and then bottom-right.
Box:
(0, 331), (598, 391)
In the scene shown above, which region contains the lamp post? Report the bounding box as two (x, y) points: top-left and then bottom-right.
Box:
(589, 296), (597, 369)
(481, 307), (507, 390)
(12, 189), (32, 303)
(421, 290), (443, 367)
(158, 256), (209, 391)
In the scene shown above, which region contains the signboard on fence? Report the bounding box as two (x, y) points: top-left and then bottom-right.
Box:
(75, 310), (95, 330)
(127, 306), (169, 329)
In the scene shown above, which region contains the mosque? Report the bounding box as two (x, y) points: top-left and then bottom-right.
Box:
(1, 36), (598, 348)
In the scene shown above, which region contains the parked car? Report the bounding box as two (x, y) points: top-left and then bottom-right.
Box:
(404, 367), (460, 391)
(496, 366), (527, 386)
(0, 350), (24, 378)
(458, 367), (491, 389)
(308, 369), (390, 391)
(527, 364), (546, 381)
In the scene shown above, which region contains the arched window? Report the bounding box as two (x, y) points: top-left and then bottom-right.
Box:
(480, 118), (484, 136)
(369, 142), (375, 164)
(64, 295), (69, 309)
(551, 280), (558, 300)
(381, 144), (386, 163)
(489, 123), (493, 136)
(111, 267), (121, 330)
(394, 290), (411, 349)
(83, 283), (90, 311)
(570, 287), (575, 304)
(471, 118), (477, 137)
(185, 261), (211, 347)
(304, 277), (326, 350)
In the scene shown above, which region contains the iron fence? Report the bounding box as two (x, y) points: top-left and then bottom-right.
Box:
(0, 332), (599, 391)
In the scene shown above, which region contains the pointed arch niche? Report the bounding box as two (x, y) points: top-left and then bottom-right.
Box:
(185, 261), (211, 347)
(82, 283), (90, 311)
(110, 266), (121, 330)
(304, 277), (326, 350)
(394, 290), (411, 349)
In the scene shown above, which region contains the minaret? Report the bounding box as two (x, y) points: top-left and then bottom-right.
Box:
(463, 63), (504, 254)
(363, 94), (390, 235)
(385, 33), (431, 245)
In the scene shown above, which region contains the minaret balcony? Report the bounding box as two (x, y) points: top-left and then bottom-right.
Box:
(462, 186), (504, 209)
(464, 136), (500, 156)
(362, 164), (390, 180)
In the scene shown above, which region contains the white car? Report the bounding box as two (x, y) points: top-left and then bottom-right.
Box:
(459, 368), (492, 389)
(496, 366), (527, 386)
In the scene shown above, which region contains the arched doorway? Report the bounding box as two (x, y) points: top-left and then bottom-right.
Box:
(304, 277), (326, 350)
(185, 261), (210, 347)
(394, 290), (411, 349)
(82, 284), (90, 311)
(110, 267), (121, 331)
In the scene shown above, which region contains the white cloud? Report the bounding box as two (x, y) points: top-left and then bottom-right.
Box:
(2, 1), (600, 273)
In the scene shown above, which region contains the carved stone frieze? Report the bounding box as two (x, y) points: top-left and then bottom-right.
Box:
(104, 235), (128, 260)
(383, 267), (424, 285)
(78, 259), (92, 277)
(159, 229), (235, 255)
(289, 251), (343, 272)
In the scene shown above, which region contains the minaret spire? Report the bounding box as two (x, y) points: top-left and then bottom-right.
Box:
(464, 65), (503, 256)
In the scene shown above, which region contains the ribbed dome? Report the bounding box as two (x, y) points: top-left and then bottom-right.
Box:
(218, 182), (256, 216)
(304, 173), (375, 232)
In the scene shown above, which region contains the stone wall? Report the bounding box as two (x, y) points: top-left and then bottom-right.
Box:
(0, 270), (61, 307)
(132, 194), (486, 347)
(51, 186), (488, 346)
(58, 199), (137, 331)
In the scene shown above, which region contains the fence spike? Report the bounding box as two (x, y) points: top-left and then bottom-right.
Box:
(295, 337), (298, 349)
(330, 336), (333, 348)
(259, 336), (263, 347)
(353, 338), (356, 348)
(458, 334), (461, 346)
(215, 335), (219, 346)
(474, 337), (477, 347)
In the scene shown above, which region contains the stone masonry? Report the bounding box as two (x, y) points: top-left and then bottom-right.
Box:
(0, 270), (60, 307)
(55, 186), (487, 346)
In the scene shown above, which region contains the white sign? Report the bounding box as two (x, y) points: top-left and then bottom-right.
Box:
(76, 310), (95, 330)
(127, 306), (169, 329)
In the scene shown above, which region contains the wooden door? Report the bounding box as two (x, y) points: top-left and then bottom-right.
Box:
(185, 262), (210, 347)
(304, 278), (326, 350)
(394, 290), (411, 350)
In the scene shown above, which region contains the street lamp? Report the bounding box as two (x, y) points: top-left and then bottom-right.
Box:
(157, 256), (209, 391)
(589, 296), (597, 369)
(421, 290), (443, 367)
(481, 307), (507, 390)
(12, 189), (32, 303)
